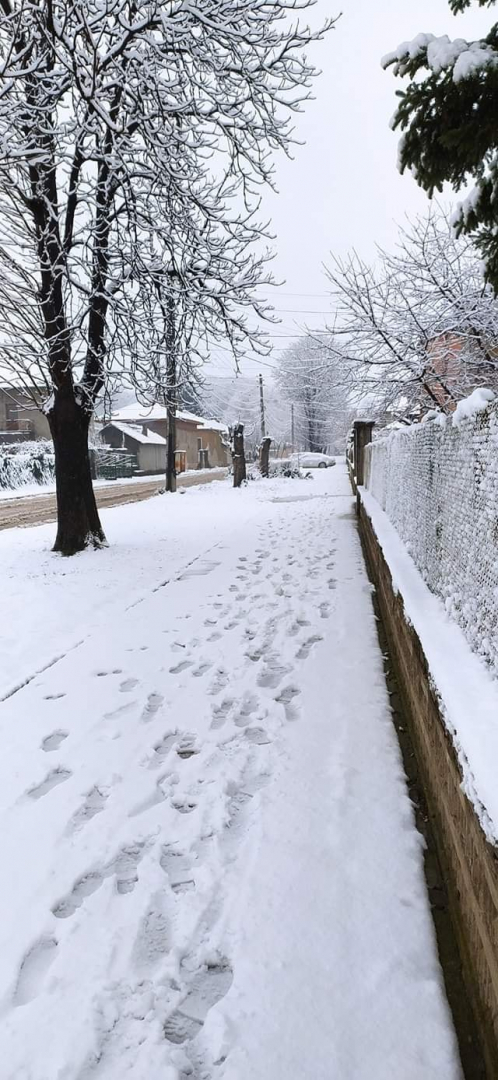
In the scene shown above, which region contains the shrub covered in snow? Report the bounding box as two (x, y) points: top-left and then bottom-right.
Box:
(268, 459), (304, 479)
(247, 459), (307, 480)
(0, 442), (55, 490)
(364, 390), (498, 676)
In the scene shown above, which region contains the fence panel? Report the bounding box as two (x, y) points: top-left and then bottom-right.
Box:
(364, 404), (498, 677)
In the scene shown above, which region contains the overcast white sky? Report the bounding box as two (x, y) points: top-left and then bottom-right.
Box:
(209, 0), (492, 380)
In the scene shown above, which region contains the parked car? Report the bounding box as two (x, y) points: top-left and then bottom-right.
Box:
(290, 452), (336, 469)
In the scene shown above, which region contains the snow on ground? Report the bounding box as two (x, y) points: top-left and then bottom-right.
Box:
(0, 465), (461, 1079)
(0, 466), (226, 502)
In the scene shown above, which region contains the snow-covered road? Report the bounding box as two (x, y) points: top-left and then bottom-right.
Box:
(0, 465), (461, 1079)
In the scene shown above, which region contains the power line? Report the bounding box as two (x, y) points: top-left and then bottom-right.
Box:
(267, 309), (333, 315)
(256, 291), (331, 298)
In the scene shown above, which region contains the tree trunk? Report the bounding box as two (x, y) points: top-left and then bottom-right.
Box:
(259, 436), (271, 477)
(166, 405), (177, 492)
(165, 287), (177, 493)
(232, 423), (246, 487)
(48, 392), (107, 555)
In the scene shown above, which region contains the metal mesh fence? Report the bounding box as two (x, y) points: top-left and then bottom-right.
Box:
(364, 403), (498, 678)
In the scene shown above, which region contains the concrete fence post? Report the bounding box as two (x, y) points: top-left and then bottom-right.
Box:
(353, 421), (374, 488)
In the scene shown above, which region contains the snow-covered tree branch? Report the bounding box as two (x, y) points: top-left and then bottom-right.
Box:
(0, 0), (333, 553)
(323, 210), (498, 420)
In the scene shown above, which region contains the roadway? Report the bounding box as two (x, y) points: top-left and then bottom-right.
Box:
(0, 468), (228, 531)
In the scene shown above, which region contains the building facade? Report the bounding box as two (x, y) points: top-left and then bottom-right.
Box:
(0, 387), (51, 442)
(100, 404), (228, 472)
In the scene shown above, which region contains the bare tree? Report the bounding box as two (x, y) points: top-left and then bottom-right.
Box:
(275, 334), (350, 452)
(0, 0), (333, 554)
(324, 209), (498, 419)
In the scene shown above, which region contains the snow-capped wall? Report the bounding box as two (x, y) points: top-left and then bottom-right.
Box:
(364, 393), (498, 677)
(0, 445), (55, 490)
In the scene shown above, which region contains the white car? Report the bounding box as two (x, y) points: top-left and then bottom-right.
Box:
(290, 452), (336, 469)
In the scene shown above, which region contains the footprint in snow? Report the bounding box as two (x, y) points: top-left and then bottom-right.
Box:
(41, 730), (68, 752)
(160, 846), (196, 893)
(275, 685), (301, 722)
(163, 959), (233, 1045)
(192, 661), (212, 678)
(132, 896), (170, 971)
(53, 871), (104, 919)
(172, 797), (197, 815)
(225, 773), (268, 837)
(112, 842), (148, 893)
(141, 692), (164, 722)
(234, 693), (259, 728)
(13, 937), (58, 1007)
(257, 660), (290, 690)
(67, 785), (108, 833)
(53, 843), (147, 918)
(176, 734), (199, 760)
(27, 767), (71, 800)
(295, 635), (323, 661)
(208, 669), (229, 696)
(210, 698), (233, 729)
(103, 700), (136, 722)
(44, 692), (65, 701)
(120, 677), (139, 693)
(148, 731), (178, 768)
(244, 727), (272, 745)
(170, 659), (193, 675)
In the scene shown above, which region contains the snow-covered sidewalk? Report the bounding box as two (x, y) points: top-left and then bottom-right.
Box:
(0, 465), (461, 1079)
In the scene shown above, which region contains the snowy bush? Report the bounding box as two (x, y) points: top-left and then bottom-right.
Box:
(0, 443), (55, 490)
(247, 459), (306, 480)
(364, 393), (498, 676)
(268, 460), (303, 479)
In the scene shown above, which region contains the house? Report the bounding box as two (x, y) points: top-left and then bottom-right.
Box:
(0, 386), (51, 443)
(426, 332), (498, 411)
(99, 403), (228, 472)
(99, 421), (167, 474)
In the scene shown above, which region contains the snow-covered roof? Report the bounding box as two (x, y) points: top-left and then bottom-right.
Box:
(103, 421), (166, 446)
(109, 402), (227, 433)
(196, 418), (228, 433)
(110, 403), (167, 423)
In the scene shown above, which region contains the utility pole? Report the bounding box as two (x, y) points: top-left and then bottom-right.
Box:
(259, 373), (266, 441)
(291, 403), (295, 453)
